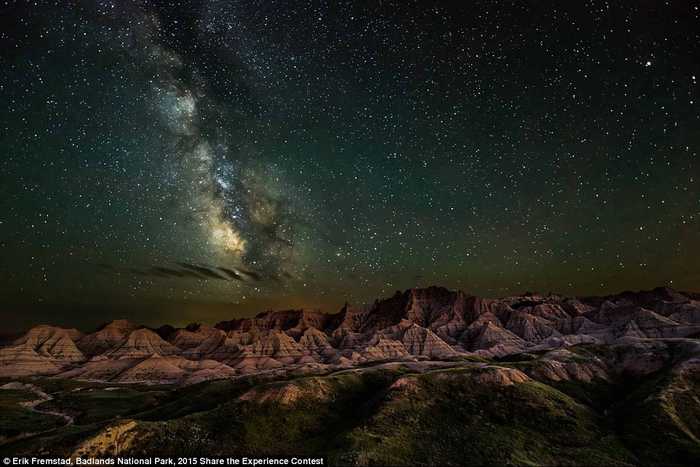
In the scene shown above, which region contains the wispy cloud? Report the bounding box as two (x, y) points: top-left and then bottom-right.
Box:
(96, 261), (267, 283)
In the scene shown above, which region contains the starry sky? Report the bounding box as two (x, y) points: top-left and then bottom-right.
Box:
(1, 0), (699, 330)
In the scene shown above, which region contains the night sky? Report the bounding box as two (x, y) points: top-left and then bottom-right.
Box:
(1, 1), (699, 330)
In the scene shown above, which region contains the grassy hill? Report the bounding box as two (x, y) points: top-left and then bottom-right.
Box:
(1, 354), (699, 466)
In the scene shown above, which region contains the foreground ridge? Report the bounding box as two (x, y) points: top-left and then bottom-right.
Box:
(1, 286), (699, 384)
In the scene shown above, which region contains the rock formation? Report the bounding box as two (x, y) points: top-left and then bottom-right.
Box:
(1, 286), (699, 384)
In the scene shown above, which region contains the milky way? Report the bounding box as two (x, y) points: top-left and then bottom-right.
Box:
(1, 1), (699, 330)
(133, 10), (304, 282)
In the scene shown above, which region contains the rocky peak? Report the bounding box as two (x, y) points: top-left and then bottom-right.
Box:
(13, 325), (85, 362)
(100, 319), (138, 332)
(107, 328), (179, 359)
(2, 286), (699, 384)
(78, 319), (139, 356)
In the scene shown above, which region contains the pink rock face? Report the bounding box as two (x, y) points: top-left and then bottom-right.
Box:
(505, 312), (560, 343)
(239, 377), (334, 405)
(0, 344), (62, 377)
(470, 322), (526, 353)
(473, 366), (531, 386)
(107, 328), (180, 359)
(13, 325), (85, 362)
(0, 325), (85, 377)
(172, 325), (223, 349)
(399, 323), (457, 358)
(1, 286), (698, 384)
(115, 355), (236, 385)
(361, 336), (411, 362)
(389, 376), (421, 392)
(78, 320), (139, 356)
(529, 304), (570, 321)
(529, 349), (609, 383)
(173, 326), (227, 359)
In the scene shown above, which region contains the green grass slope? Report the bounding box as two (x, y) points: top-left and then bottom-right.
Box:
(2, 360), (700, 466)
(124, 367), (638, 465)
(613, 367), (700, 466)
(0, 388), (65, 440)
(345, 369), (635, 466)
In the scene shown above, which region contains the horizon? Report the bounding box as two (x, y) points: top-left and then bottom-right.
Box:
(4, 283), (697, 336)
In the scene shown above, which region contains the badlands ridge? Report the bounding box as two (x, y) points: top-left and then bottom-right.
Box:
(2, 286), (699, 385)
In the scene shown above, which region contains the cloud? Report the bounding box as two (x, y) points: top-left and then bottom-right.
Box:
(150, 266), (202, 279)
(96, 261), (268, 283)
(233, 266), (263, 282)
(217, 267), (244, 281)
(176, 262), (229, 280)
